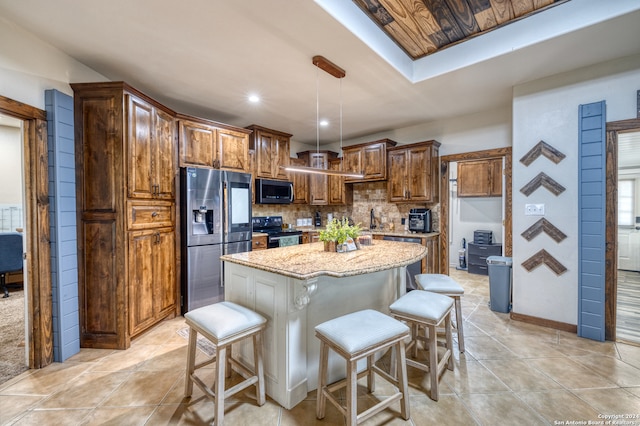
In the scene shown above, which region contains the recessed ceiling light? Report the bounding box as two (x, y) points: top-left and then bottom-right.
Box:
(319, 119), (329, 126)
(248, 94), (260, 103)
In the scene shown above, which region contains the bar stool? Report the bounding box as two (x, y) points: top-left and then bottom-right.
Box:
(315, 309), (411, 426)
(415, 273), (465, 353)
(389, 290), (454, 401)
(184, 301), (266, 426)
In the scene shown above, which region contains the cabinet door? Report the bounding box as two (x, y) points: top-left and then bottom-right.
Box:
(328, 158), (345, 205)
(308, 153), (328, 205)
(489, 158), (503, 196)
(155, 229), (176, 318)
(179, 120), (216, 168)
(273, 135), (290, 180)
(290, 157), (308, 204)
(407, 145), (431, 201)
(362, 143), (387, 180)
(154, 109), (176, 199)
(255, 131), (275, 178)
(342, 148), (362, 181)
(218, 128), (249, 172)
(458, 160), (493, 197)
(387, 150), (408, 202)
(128, 229), (157, 336)
(127, 95), (154, 199)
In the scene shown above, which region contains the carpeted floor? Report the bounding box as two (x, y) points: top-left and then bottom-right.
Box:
(0, 288), (28, 384)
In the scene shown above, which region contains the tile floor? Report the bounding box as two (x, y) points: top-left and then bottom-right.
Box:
(2, 269), (640, 425)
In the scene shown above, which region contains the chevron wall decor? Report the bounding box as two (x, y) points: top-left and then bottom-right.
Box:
(520, 172), (566, 196)
(521, 249), (567, 275)
(520, 140), (566, 166)
(521, 218), (567, 242)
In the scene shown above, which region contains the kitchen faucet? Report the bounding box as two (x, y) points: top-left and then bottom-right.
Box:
(370, 209), (377, 229)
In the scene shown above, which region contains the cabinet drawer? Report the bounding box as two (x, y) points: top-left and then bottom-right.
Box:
(468, 263), (489, 275)
(252, 235), (267, 250)
(467, 243), (502, 256)
(128, 202), (174, 230)
(468, 254), (490, 267)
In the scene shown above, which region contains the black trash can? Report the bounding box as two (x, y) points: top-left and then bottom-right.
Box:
(486, 256), (512, 313)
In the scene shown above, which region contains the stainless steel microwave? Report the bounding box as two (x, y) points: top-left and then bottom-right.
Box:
(255, 178), (294, 204)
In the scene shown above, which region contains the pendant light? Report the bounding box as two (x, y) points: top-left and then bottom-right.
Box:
(283, 56), (364, 178)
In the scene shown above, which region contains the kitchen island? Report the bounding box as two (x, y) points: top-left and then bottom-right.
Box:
(220, 240), (427, 409)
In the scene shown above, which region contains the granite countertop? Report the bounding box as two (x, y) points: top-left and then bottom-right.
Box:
(221, 239), (427, 280)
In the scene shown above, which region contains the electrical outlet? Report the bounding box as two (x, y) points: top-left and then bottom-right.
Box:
(525, 203), (545, 216)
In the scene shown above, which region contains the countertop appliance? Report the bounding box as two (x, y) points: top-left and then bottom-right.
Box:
(408, 208), (432, 233)
(255, 178), (293, 204)
(180, 167), (252, 313)
(252, 216), (303, 249)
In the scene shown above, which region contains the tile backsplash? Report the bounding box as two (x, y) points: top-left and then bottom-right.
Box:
(252, 181), (439, 231)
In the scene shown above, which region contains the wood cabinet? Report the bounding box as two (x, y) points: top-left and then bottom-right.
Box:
(128, 228), (176, 336)
(342, 139), (396, 182)
(387, 140), (440, 203)
(179, 114), (251, 172)
(72, 81), (178, 349)
(252, 234), (268, 251)
(296, 150), (338, 205)
(302, 231), (320, 244)
(328, 158), (352, 205)
(457, 158), (502, 197)
(246, 124), (291, 180)
(289, 157), (308, 204)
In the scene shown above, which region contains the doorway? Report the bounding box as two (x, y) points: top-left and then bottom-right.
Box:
(0, 95), (53, 369)
(605, 118), (640, 343)
(440, 147), (513, 275)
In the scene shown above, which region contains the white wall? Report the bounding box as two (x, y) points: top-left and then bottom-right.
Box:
(512, 54), (640, 325)
(0, 16), (106, 109)
(0, 125), (22, 204)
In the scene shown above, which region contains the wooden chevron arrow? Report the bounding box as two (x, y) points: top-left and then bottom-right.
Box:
(520, 172), (566, 196)
(520, 140), (566, 166)
(521, 218), (567, 242)
(521, 249), (567, 275)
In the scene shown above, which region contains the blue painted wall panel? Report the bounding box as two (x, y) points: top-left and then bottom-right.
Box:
(578, 100), (606, 342)
(46, 89), (80, 361)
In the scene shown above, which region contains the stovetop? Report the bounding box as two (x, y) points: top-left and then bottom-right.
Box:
(252, 216), (302, 236)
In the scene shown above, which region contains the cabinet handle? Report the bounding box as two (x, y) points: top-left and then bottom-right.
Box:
(151, 211), (159, 218)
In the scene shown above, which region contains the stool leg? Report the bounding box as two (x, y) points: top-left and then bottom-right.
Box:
(367, 355), (375, 393)
(396, 339), (410, 420)
(346, 359), (358, 426)
(445, 313), (454, 371)
(214, 345), (227, 426)
(253, 331), (266, 406)
(184, 326), (197, 397)
(316, 341), (329, 420)
(454, 297), (465, 353)
(226, 343), (232, 379)
(428, 324), (439, 401)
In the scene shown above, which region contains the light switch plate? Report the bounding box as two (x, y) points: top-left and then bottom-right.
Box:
(525, 203), (545, 216)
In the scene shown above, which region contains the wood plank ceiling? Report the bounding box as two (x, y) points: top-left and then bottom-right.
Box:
(353, 0), (570, 60)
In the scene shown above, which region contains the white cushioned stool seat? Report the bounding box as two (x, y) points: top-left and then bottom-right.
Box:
(315, 309), (411, 425)
(184, 301), (267, 426)
(389, 290), (454, 401)
(415, 273), (466, 353)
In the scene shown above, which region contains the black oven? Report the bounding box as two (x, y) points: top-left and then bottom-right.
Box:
(252, 216), (302, 248)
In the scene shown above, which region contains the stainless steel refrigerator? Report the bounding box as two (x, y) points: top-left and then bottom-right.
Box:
(180, 167), (252, 313)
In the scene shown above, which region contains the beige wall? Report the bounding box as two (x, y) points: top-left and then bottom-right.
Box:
(0, 124), (22, 204)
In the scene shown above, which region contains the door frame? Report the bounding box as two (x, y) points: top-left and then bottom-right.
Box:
(0, 95), (53, 368)
(605, 117), (640, 341)
(439, 147), (513, 274)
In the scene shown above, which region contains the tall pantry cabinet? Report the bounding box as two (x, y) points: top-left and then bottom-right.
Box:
(72, 82), (177, 349)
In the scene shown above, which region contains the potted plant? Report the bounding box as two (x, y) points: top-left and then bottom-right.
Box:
(319, 218), (362, 252)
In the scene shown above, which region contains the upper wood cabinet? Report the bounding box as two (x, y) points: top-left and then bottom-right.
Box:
(328, 158), (353, 205)
(127, 94), (176, 200)
(342, 139), (397, 182)
(296, 150), (338, 206)
(289, 157), (309, 204)
(457, 158), (502, 197)
(246, 124), (291, 180)
(179, 114), (251, 172)
(387, 140), (440, 203)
